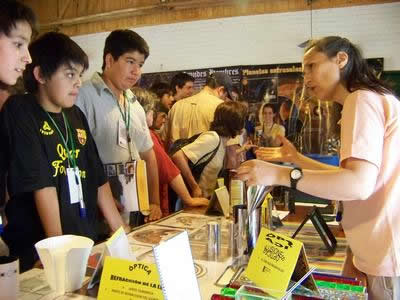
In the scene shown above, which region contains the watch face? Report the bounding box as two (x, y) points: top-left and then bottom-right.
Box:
(291, 169), (302, 180)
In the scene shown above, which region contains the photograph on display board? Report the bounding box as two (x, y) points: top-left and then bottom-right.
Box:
(240, 63), (303, 149)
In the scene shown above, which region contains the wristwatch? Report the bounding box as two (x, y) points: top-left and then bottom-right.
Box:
(290, 168), (303, 190)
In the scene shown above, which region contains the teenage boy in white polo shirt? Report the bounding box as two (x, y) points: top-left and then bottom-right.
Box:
(76, 30), (161, 223)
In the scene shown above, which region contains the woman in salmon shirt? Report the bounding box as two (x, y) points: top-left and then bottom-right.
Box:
(237, 36), (400, 299)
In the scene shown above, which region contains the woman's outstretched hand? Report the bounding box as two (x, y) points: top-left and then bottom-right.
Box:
(235, 159), (285, 187)
(255, 135), (298, 163)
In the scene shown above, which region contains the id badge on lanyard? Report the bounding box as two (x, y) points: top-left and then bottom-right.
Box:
(67, 166), (87, 218)
(67, 167), (83, 204)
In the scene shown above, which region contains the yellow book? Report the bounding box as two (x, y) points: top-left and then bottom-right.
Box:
(136, 160), (150, 215)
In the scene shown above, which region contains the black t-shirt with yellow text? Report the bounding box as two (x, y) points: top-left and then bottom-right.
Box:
(0, 94), (107, 271)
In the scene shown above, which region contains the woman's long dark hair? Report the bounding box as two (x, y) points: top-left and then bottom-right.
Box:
(305, 36), (393, 96)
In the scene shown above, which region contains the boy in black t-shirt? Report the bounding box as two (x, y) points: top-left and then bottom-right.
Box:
(0, 32), (128, 272)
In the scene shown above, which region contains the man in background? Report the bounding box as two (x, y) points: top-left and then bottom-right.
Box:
(163, 72), (234, 145)
(170, 72), (194, 103)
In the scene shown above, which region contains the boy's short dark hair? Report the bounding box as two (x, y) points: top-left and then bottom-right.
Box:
(150, 81), (171, 99)
(0, 0), (38, 37)
(102, 30), (149, 71)
(210, 101), (247, 138)
(170, 72), (194, 95)
(23, 32), (89, 94)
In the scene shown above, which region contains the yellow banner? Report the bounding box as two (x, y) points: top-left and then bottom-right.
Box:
(98, 256), (164, 300)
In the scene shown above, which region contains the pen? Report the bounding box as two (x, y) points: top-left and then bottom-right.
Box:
(0, 214), (3, 234)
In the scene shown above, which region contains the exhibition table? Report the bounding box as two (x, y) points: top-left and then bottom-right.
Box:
(18, 205), (354, 299)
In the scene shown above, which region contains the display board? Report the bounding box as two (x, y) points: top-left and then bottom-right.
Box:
(140, 58), (383, 154)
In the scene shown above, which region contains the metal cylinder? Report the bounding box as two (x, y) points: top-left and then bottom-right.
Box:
(247, 207), (261, 256)
(207, 221), (221, 258)
(226, 220), (235, 257)
(233, 205), (247, 257)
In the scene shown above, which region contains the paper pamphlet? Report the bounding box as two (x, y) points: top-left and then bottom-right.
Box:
(214, 186), (230, 217)
(245, 228), (319, 298)
(206, 186), (230, 217)
(98, 257), (163, 300)
(153, 231), (201, 300)
(88, 227), (135, 289)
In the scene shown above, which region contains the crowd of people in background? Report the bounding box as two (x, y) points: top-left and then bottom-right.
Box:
(0, 0), (298, 268)
(1, 1), (400, 298)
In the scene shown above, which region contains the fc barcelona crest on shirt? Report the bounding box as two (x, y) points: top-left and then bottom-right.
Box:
(77, 129), (87, 145)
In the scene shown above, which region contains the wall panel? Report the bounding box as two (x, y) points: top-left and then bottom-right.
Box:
(70, 2), (400, 81)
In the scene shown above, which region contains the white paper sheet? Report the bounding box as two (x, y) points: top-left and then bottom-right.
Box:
(153, 231), (201, 300)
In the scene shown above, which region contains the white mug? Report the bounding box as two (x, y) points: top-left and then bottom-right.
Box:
(0, 256), (19, 300)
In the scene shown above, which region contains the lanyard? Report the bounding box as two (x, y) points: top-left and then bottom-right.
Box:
(117, 96), (134, 161)
(117, 96), (131, 142)
(45, 111), (77, 168)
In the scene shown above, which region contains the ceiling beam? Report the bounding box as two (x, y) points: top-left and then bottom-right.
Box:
(22, 0), (400, 36)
